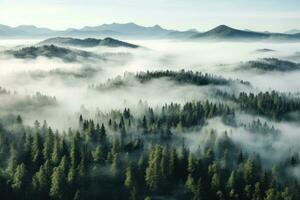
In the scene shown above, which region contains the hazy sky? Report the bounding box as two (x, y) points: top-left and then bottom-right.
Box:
(1, 0), (300, 32)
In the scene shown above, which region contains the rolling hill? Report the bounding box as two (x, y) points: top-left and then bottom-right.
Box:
(39, 37), (139, 48)
(4, 45), (102, 62)
(240, 58), (300, 72)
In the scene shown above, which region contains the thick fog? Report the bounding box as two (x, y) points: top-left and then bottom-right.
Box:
(1, 38), (300, 180)
(1, 39), (300, 124)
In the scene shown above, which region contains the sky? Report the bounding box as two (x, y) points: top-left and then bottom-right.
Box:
(1, 0), (300, 32)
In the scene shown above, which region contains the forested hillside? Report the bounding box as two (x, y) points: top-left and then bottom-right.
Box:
(0, 96), (299, 200)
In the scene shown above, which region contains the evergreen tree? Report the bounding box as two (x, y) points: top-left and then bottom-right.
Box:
(124, 165), (134, 189)
(92, 145), (103, 163)
(145, 145), (163, 191)
(12, 163), (27, 192)
(50, 167), (66, 199)
(43, 128), (54, 161)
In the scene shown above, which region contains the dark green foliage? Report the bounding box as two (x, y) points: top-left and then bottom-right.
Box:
(0, 99), (298, 200)
(136, 70), (231, 85)
(242, 58), (300, 72)
(239, 91), (300, 120)
(216, 90), (300, 120)
(93, 70), (250, 91)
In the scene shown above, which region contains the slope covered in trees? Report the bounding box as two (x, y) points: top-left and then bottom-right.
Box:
(0, 97), (298, 200)
(0, 68), (299, 200)
(92, 70), (250, 91)
(216, 90), (300, 120)
(239, 58), (300, 72)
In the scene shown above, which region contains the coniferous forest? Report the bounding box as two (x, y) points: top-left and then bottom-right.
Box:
(1, 3), (300, 199)
(0, 90), (299, 200)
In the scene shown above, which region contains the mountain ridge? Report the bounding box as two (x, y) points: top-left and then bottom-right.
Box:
(1, 23), (300, 41)
(39, 37), (139, 48)
(0, 23), (198, 39)
(191, 25), (300, 41)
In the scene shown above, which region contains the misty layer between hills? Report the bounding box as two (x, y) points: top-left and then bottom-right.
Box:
(0, 38), (300, 199)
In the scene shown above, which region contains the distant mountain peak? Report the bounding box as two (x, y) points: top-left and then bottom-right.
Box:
(153, 24), (163, 29)
(216, 24), (230, 28)
(210, 25), (235, 32)
(191, 24), (273, 40)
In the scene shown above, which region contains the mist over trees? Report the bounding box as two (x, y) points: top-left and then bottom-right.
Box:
(0, 87), (299, 199)
(0, 35), (300, 200)
(0, 100), (298, 200)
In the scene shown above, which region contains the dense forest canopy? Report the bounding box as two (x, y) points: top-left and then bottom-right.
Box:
(0, 91), (299, 200)
(91, 70), (250, 91)
(240, 58), (300, 72)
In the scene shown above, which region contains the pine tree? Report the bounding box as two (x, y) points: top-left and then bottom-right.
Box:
(58, 156), (68, 175)
(244, 159), (256, 185)
(168, 148), (178, 179)
(264, 188), (279, 200)
(227, 171), (236, 191)
(70, 137), (80, 167)
(253, 182), (262, 200)
(185, 174), (196, 196)
(23, 134), (33, 166)
(100, 123), (106, 141)
(145, 145), (163, 191)
(31, 132), (43, 169)
(50, 167), (66, 199)
(111, 153), (119, 177)
(67, 165), (77, 190)
(6, 150), (17, 179)
(32, 164), (50, 197)
(92, 145), (103, 163)
(51, 138), (62, 165)
(43, 128), (54, 161)
(188, 152), (196, 176)
(78, 147), (88, 179)
(124, 165), (134, 189)
(12, 163), (27, 192)
(211, 173), (221, 192)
